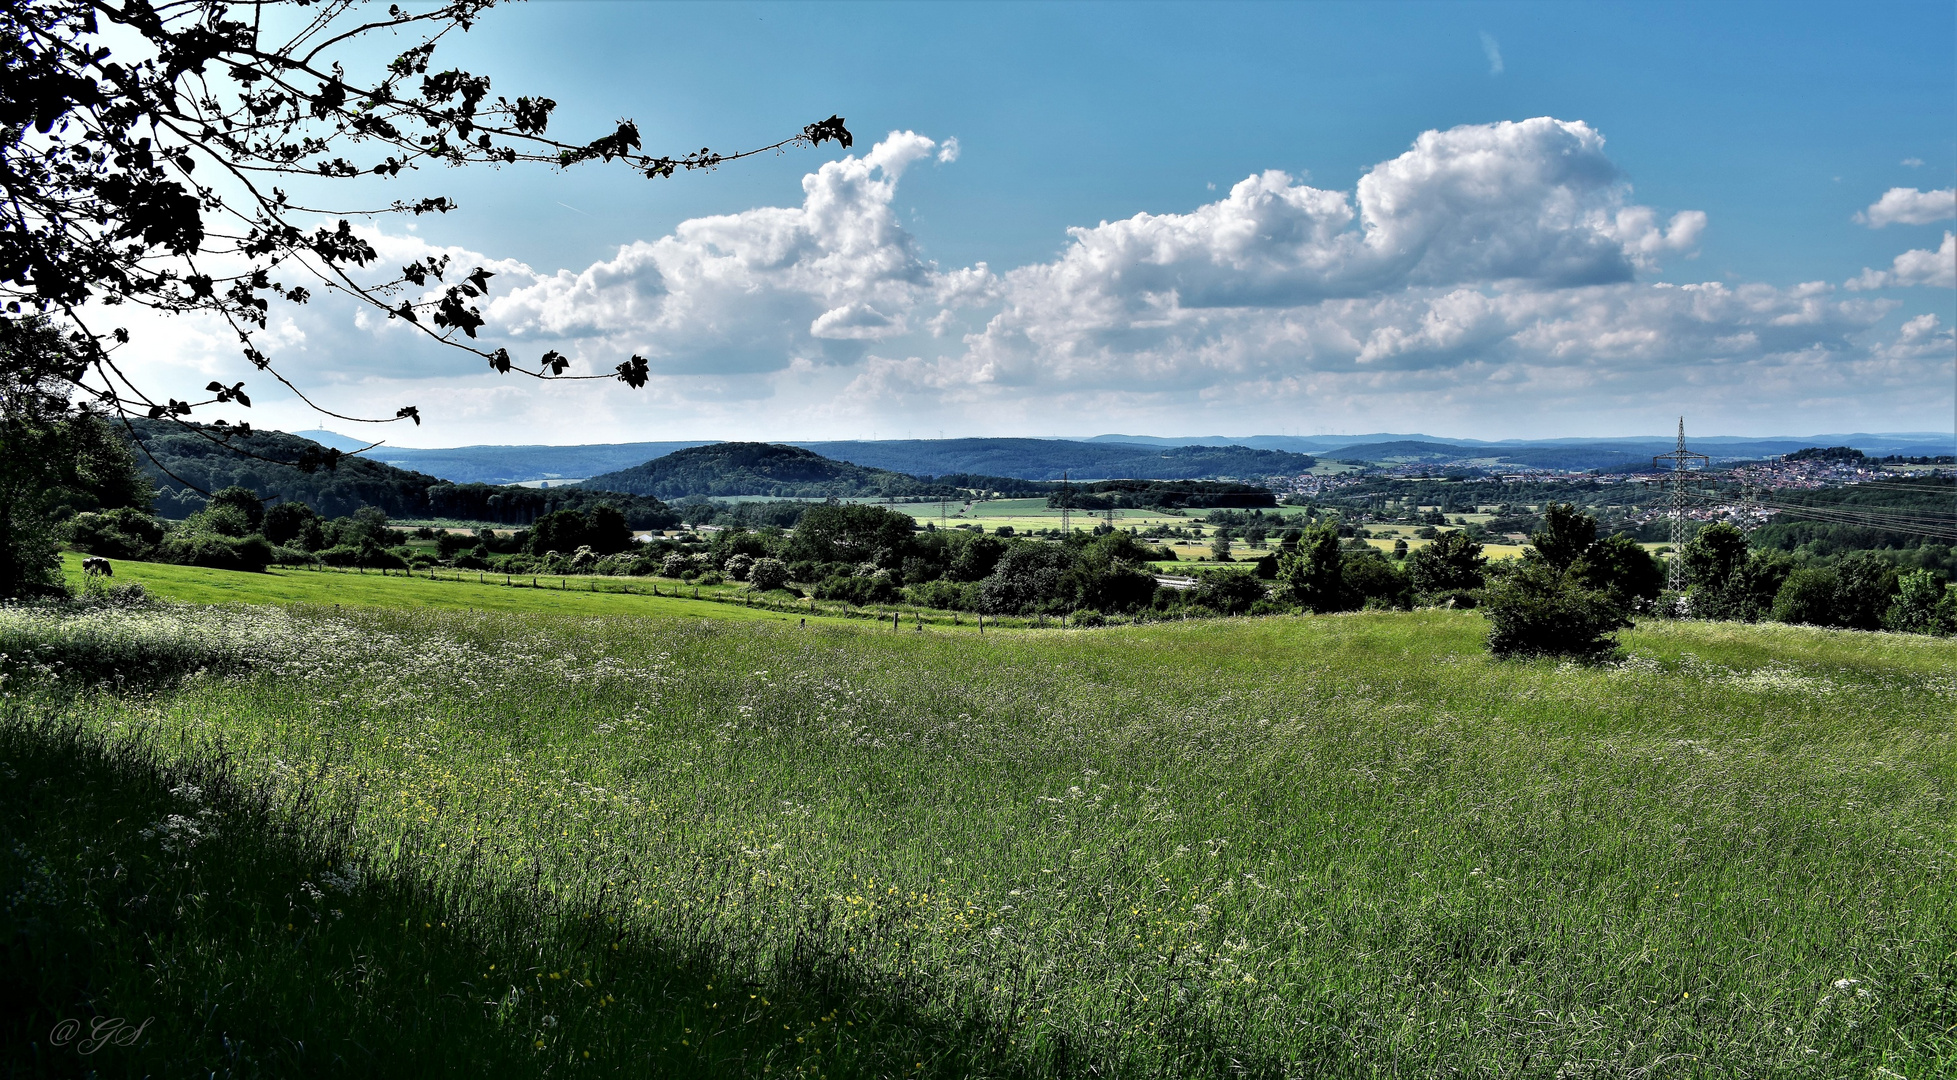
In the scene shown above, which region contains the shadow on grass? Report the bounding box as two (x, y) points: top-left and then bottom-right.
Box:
(0, 706), (1301, 1080)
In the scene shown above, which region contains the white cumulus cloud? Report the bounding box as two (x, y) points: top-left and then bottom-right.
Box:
(486, 131), (944, 373)
(1857, 187), (1956, 228)
(1846, 232), (1957, 290)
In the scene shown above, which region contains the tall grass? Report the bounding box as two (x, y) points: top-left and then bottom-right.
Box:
(4, 604), (1953, 1077)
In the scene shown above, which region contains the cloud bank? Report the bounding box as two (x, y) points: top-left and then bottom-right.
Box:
(112, 117), (1954, 441)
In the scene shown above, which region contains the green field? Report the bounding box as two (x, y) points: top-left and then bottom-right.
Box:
(56, 551), (829, 623)
(893, 496), (1201, 537)
(4, 586), (1952, 1077)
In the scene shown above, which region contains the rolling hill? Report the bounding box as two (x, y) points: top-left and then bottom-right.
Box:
(123, 421), (681, 528)
(585, 442), (1009, 500)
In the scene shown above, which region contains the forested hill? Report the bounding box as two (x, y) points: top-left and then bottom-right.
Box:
(586, 442), (1045, 500)
(121, 420), (680, 528)
(797, 439), (1315, 481)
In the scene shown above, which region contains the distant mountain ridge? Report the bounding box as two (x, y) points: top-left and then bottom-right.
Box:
(298, 430), (1954, 485)
(794, 440), (1315, 482)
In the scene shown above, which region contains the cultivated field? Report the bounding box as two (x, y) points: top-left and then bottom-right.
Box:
(4, 592), (1952, 1077)
(891, 498), (1200, 538)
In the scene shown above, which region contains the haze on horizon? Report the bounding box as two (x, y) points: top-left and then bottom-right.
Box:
(106, 1), (1956, 447)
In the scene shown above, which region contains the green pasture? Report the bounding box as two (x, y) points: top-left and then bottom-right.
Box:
(58, 552), (844, 626)
(57, 553), (1060, 632)
(3, 599), (1952, 1077)
(894, 496), (1203, 536)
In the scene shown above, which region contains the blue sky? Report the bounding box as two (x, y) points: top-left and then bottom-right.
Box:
(121, 1), (1956, 445)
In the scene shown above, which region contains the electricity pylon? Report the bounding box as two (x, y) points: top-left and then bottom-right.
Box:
(1651, 416), (1709, 592)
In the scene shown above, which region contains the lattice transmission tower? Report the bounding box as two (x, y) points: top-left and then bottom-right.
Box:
(1651, 416), (1709, 592)
(1059, 471), (1072, 535)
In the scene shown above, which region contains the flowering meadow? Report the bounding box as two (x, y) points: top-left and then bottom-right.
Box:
(3, 602), (1953, 1077)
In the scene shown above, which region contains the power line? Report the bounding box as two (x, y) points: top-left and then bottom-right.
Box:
(1678, 491), (1957, 541)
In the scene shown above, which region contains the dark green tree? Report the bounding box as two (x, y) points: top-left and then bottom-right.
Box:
(1771, 568), (1841, 627)
(1573, 535), (1666, 610)
(1484, 504), (1630, 659)
(1342, 550), (1413, 610)
(1483, 559), (1631, 660)
(1276, 521), (1347, 612)
(1, 318), (85, 596)
(1192, 568), (1266, 615)
(1405, 530), (1487, 598)
(790, 504), (918, 566)
(1529, 503), (1598, 571)
(207, 486), (267, 533)
(1831, 553), (1900, 631)
(1682, 522), (1749, 590)
(263, 501), (322, 548)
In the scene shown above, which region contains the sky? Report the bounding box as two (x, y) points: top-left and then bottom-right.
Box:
(110, 0), (1956, 447)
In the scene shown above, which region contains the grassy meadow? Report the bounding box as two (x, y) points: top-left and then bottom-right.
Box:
(56, 552), (1048, 632)
(3, 580), (1953, 1077)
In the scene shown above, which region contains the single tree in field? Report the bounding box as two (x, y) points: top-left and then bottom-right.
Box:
(1276, 521), (1346, 613)
(2, 0), (849, 468)
(1483, 504), (1629, 660)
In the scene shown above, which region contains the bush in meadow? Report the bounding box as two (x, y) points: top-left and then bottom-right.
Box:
(1482, 558), (1630, 660)
(747, 557), (790, 593)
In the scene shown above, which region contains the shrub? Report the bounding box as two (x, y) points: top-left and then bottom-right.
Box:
(158, 532), (275, 573)
(1574, 535), (1667, 610)
(1276, 523), (1346, 613)
(1482, 560), (1630, 661)
(1192, 568), (1266, 615)
(906, 579), (968, 611)
(723, 552), (754, 581)
(1772, 568), (1838, 626)
(1772, 554), (1898, 631)
(815, 574), (899, 606)
(66, 508), (167, 560)
(748, 557), (790, 593)
(1885, 569), (1953, 634)
(1406, 530), (1486, 599)
(696, 571), (724, 586)
(315, 544), (363, 567)
(1341, 551), (1411, 610)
